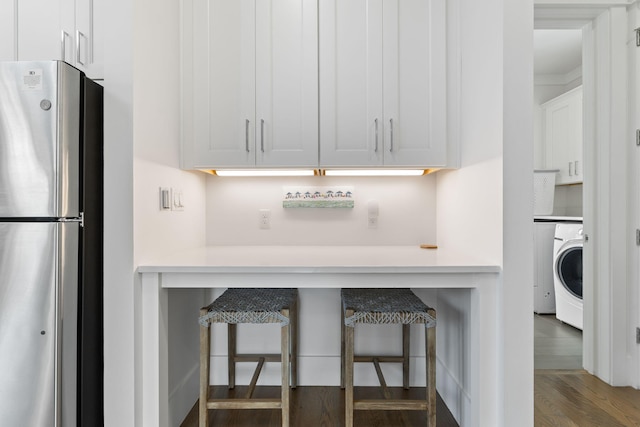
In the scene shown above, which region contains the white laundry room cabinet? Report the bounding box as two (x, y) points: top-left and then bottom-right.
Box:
(318, 0), (447, 168)
(181, 0), (318, 169)
(542, 86), (583, 185)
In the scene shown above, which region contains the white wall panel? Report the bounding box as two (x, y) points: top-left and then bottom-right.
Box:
(205, 175), (437, 246)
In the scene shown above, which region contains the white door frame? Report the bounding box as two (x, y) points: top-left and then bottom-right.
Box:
(630, 1), (640, 389)
(535, 0), (638, 388)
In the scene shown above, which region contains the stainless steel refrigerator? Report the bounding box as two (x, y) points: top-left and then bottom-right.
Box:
(0, 61), (103, 426)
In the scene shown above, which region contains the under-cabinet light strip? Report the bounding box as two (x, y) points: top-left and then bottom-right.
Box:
(212, 169), (318, 177)
(322, 169), (427, 177)
(210, 169), (430, 177)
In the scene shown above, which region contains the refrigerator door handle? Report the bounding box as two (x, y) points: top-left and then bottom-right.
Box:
(59, 214), (84, 228)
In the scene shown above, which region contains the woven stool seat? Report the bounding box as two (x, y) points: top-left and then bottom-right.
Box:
(199, 288), (298, 427)
(341, 288), (436, 427)
(200, 288), (297, 326)
(341, 288), (436, 328)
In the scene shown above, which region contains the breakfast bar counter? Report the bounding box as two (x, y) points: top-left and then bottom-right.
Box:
(137, 246), (502, 427)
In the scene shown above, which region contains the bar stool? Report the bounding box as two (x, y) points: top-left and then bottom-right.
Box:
(199, 288), (298, 427)
(340, 288), (436, 427)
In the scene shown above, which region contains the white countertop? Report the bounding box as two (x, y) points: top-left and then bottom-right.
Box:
(137, 245), (501, 274)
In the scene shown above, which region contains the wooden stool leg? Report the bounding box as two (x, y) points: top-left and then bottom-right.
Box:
(344, 308), (355, 427)
(281, 308), (291, 427)
(426, 316), (436, 427)
(403, 323), (410, 389)
(340, 306), (345, 389)
(199, 309), (210, 427)
(228, 323), (237, 389)
(291, 296), (298, 388)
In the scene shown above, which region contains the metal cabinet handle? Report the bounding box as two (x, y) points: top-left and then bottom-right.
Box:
(76, 30), (86, 65)
(260, 119), (265, 153)
(568, 161), (573, 176)
(374, 119), (379, 152)
(245, 119), (250, 152)
(389, 118), (394, 152)
(61, 31), (70, 60)
(574, 160), (580, 176)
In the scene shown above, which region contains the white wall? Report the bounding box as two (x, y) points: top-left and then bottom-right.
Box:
(435, 0), (505, 424)
(502, 1), (534, 425)
(132, 1), (207, 265)
(552, 184), (583, 217)
(436, 0), (502, 263)
(132, 0), (208, 425)
(437, 0), (534, 426)
(104, 0), (208, 425)
(103, 0), (135, 425)
(205, 175), (437, 246)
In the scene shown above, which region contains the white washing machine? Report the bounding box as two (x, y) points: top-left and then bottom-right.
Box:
(553, 223), (584, 330)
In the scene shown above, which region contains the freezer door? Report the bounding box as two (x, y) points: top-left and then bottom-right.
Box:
(0, 61), (81, 218)
(0, 222), (79, 427)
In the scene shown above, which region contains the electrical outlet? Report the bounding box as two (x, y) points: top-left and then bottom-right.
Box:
(259, 209), (271, 229)
(367, 200), (379, 229)
(636, 327), (640, 344)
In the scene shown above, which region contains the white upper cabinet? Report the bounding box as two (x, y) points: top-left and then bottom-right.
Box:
(70, 0), (104, 80)
(0, 0), (16, 61)
(543, 86), (583, 185)
(182, 0), (318, 169)
(0, 0), (103, 80)
(319, 0), (447, 167)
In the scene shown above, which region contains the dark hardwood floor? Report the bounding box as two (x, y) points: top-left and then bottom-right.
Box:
(182, 316), (640, 426)
(181, 386), (459, 427)
(534, 314), (582, 370)
(535, 370), (640, 427)
(534, 314), (640, 426)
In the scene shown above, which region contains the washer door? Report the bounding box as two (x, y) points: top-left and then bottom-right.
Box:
(556, 242), (583, 299)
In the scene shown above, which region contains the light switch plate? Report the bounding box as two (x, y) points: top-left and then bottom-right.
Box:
(159, 187), (171, 211)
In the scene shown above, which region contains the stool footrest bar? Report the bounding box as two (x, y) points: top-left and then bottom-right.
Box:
(206, 399), (282, 410)
(354, 355), (404, 363)
(234, 354), (281, 362)
(354, 400), (429, 411)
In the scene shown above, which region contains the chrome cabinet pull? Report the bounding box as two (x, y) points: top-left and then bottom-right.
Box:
(574, 160), (580, 176)
(374, 118), (379, 152)
(260, 119), (265, 152)
(245, 119), (250, 152)
(76, 30), (86, 65)
(389, 118), (394, 152)
(61, 31), (70, 60)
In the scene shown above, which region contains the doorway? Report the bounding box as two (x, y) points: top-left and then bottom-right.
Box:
(533, 28), (585, 370)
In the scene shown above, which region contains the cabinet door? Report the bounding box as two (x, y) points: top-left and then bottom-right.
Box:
(320, 0), (446, 168)
(74, 0), (104, 80)
(0, 0), (16, 60)
(545, 101), (572, 182)
(570, 89), (583, 182)
(382, 0), (447, 166)
(319, 0), (384, 167)
(255, 0), (318, 167)
(188, 0), (256, 168)
(544, 87), (583, 184)
(17, 0), (63, 61)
